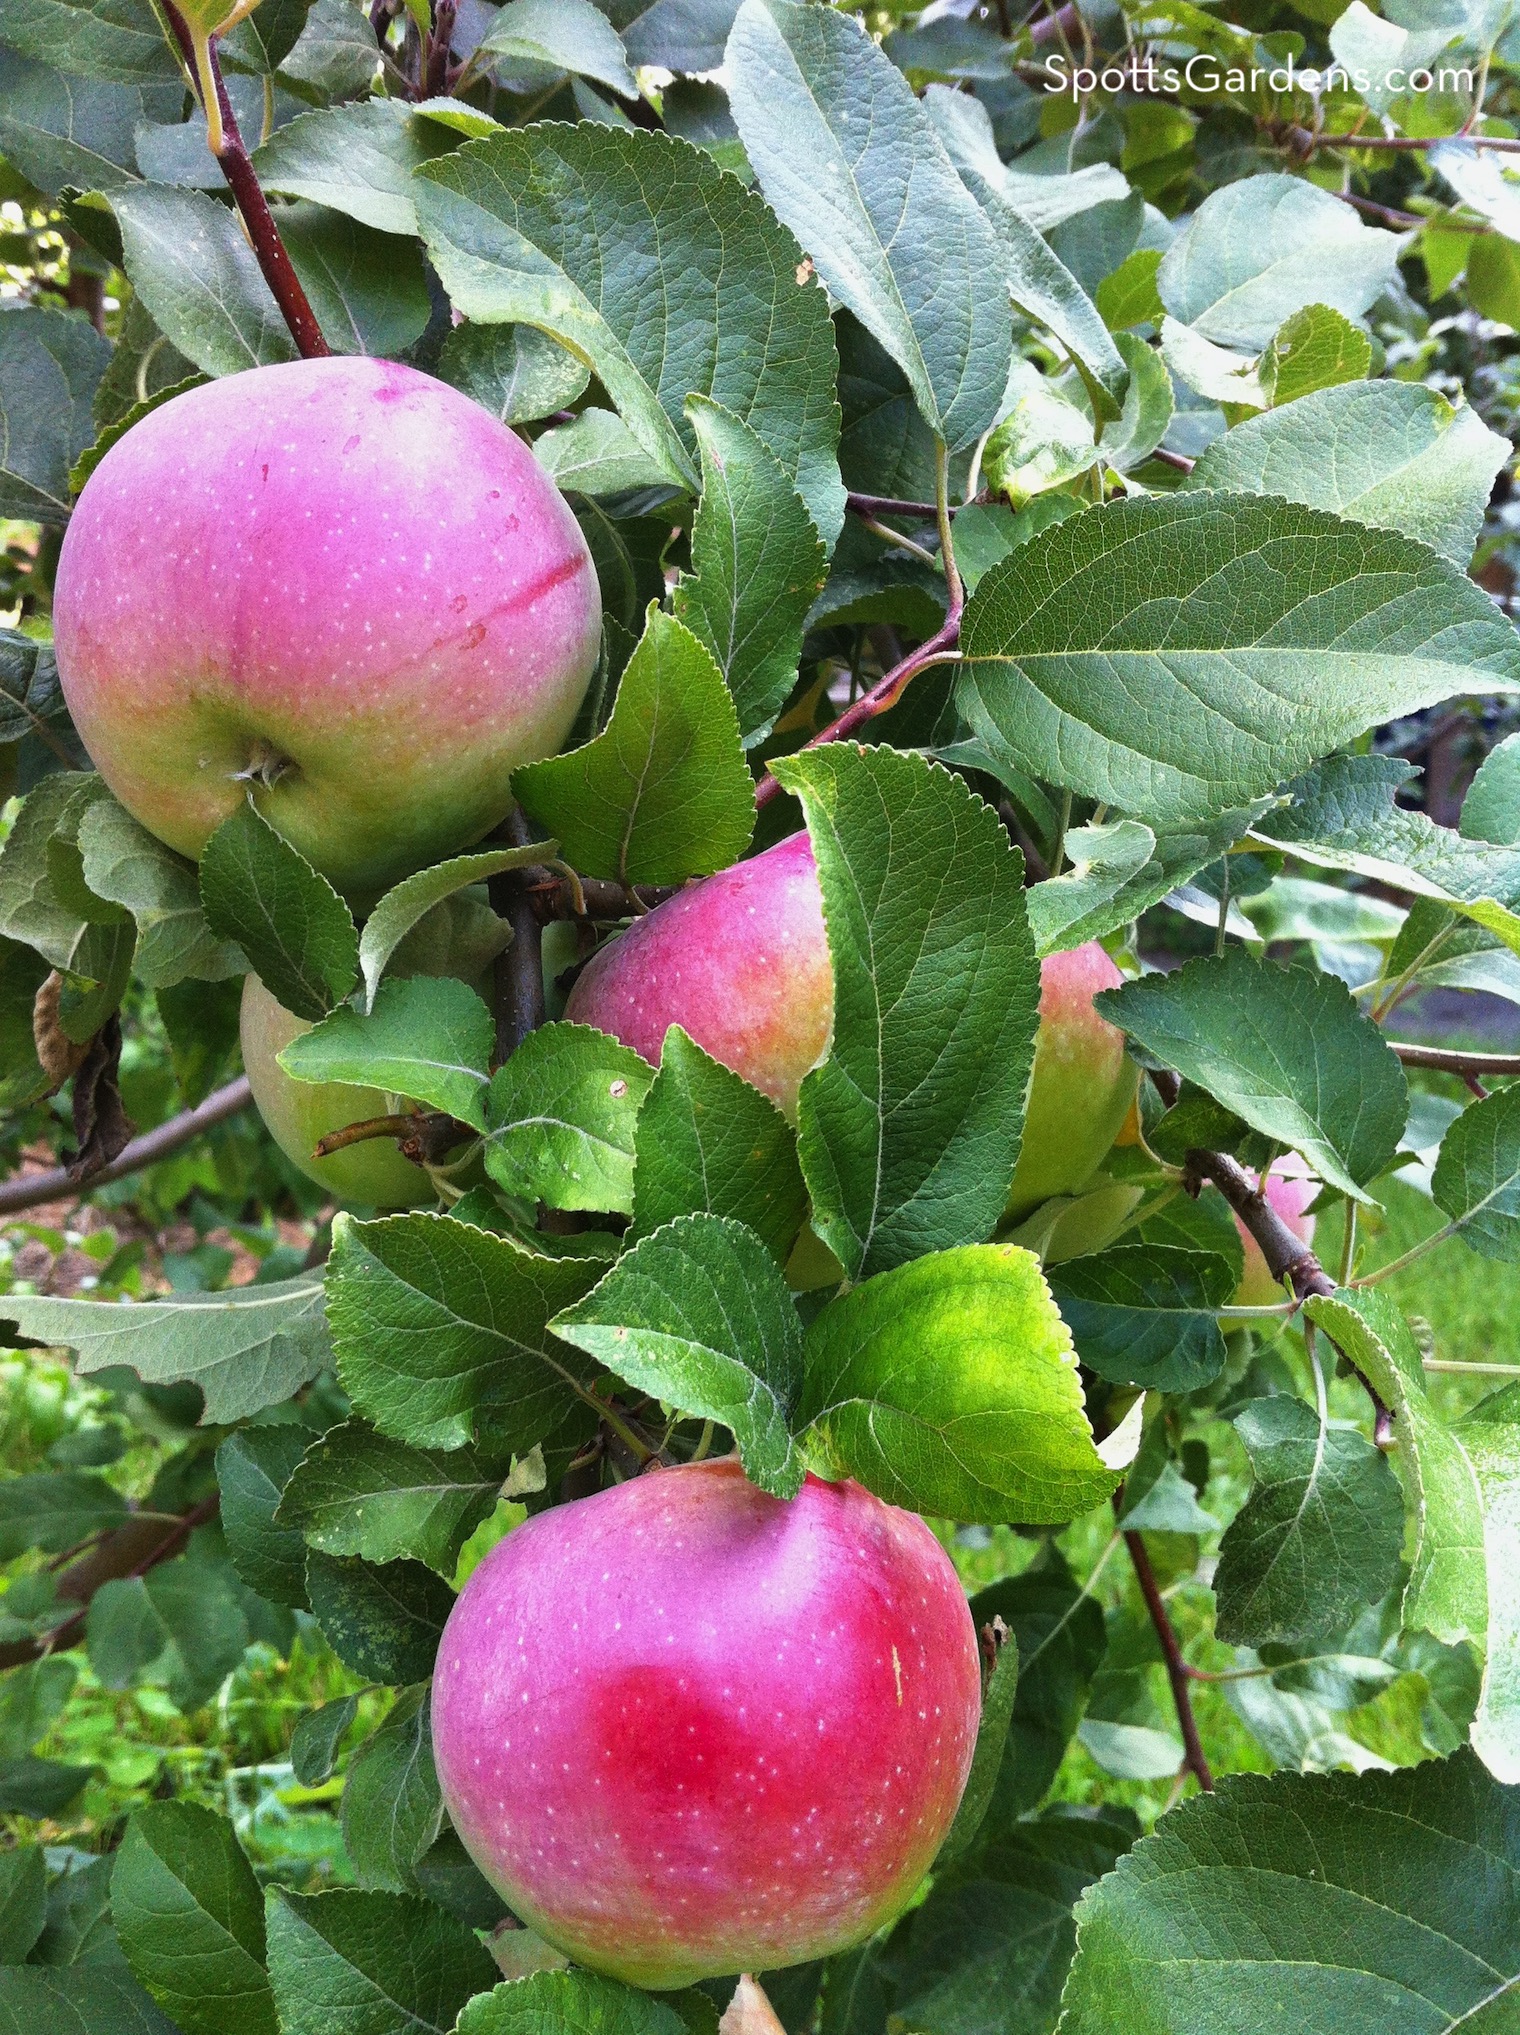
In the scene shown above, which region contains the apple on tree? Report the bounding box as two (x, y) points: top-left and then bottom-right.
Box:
(566, 830), (1137, 1212)
(432, 1458), (982, 1989)
(238, 975), (436, 1210)
(52, 356), (602, 902)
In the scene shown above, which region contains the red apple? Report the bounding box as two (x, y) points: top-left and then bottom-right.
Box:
(1233, 1157), (1318, 1307)
(54, 357), (601, 901)
(566, 833), (1136, 1207)
(431, 1459), (981, 1988)
(240, 975), (435, 1210)
(566, 831), (832, 1119)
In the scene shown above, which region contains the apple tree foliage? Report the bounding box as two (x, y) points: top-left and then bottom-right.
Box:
(5, 0), (1520, 2019)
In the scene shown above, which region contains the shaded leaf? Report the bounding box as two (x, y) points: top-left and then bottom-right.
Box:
(200, 801), (358, 1023)
(264, 1888), (495, 2035)
(281, 975), (493, 1130)
(111, 1804), (276, 2035)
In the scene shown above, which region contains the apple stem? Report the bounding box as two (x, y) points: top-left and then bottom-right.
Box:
(158, 0), (332, 360)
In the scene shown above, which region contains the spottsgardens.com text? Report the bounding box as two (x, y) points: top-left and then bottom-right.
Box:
(1040, 53), (1479, 99)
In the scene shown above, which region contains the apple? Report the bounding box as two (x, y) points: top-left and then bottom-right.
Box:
(431, 1458), (981, 1989)
(566, 833), (1136, 1205)
(53, 356), (601, 902)
(566, 830), (832, 1119)
(1233, 1157), (1318, 1307)
(1004, 941), (1138, 1219)
(240, 975), (435, 1209)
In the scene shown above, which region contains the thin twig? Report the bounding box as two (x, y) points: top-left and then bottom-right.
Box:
(1121, 1521), (1214, 1791)
(0, 1077), (252, 1220)
(493, 810), (547, 1061)
(1151, 446), (1195, 474)
(756, 444), (965, 811)
(158, 0), (330, 359)
(1391, 1043), (1520, 1077)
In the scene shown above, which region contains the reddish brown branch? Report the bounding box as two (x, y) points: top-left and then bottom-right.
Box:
(1186, 1147), (1333, 1301)
(0, 1076), (252, 1220)
(754, 590), (965, 811)
(1151, 447), (1195, 475)
(1392, 1043), (1520, 1077)
(158, 1), (331, 360)
(1122, 1523), (1214, 1791)
(0, 1493), (221, 1672)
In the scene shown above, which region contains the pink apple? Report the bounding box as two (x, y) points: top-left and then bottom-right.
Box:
(567, 833), (1136, 1206)
(240, 975), (435, 1210)
(566, 831), (832, 1119)
(431, 1459), (981, 1988)
(54, 357), (601, 901)
(1233, 1157), (1318, 1307)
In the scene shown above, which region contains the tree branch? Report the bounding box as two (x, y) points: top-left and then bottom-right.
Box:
(158, 0), (331, 360)
(1391, 1042), (1520, 1077)
(1121, 1521), (1214, 1791)
(1186, 1147), (1333, 1301)
(0, 1492), (220, 1672)
(0, 1076), (252, 1220)
(492, 810), (547, 1061)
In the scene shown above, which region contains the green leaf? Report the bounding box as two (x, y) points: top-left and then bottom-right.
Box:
(413, 123), (844, 544)
(727, 0), (1012, 451)
(1253, 754), (1520, 954)
(305, 1552), (454, 1684)
(0, 0), (178, 76)
(923, 83), (1129, 422)
(280, 976), (493, 1131)
(0, 1471), (127, 1560)
(0, 1967), (181, 2033)
(0, 50), (170, 195)
(1157, 171), (1401, 350)
(264, 1888), (496, 2035)
(1097, 949), (1407, 1199)
(630, 1025), (807, 1262)
(357, 845), (534, 1012)
(892, 1807), (1132, 2035)
(325, 1210), (602, 1450)
(798, 1243), (1120, 1524)
(1258, 301), (1373, 405)
(1088, 330), (1170, 472)
(937, 1631), (1019, 1865)
(251, 99), (455, 236)
(200, 801), (358, 1023)
(1049, 1244), (1233, 1393)
(76, 799), (241, 990)
(1214, 1395), (1405, 1647)
(0, 629), (70, 752)
(671, 397), (828, 745)
(141, 1552), (254, 1711)
(482, 1022), (656, 1216)
(552, 1214), (805, 1497)
(515, 610), (755, 886)
(436, 321), (589, 427)
(457, 1969), (692, 2035)
(108, 185), (299, 376)
(773, 745), (1040, 1280)
(0, 1757), (91, 1819)
(279, 203), (432, 358)
(276, 0), (379, 102)
(532, 408), (669, 496)
(1450, 1383), (1520, 1783)
(0, 1659), (76, 1760)
(956, 493), (1520, 827)
(968, 1555), (1107, 1821)
(1059, 1751), (1520, 2033)
(0, 1275), (331, 1425)
(111, 1804), (276, 2035)
(1463, 732), (1520, 846)
(0, 304), (110, 521)
(0, 1848), (45, 1964)
(341, 1686), (443, 1894)
(1095, 247), (1165, 331)
(1432, 1083), (1520, 1260)
(477, 0), (636, 96)
(215, 1423), (317, 1609)
(1023, 821), (1155, 957)
(1306, 1288), (1485, 1647)
(276, 1419), (509, 1572)
(1184, 383), (1509, 566)
(291, 1695), (360, 1786)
